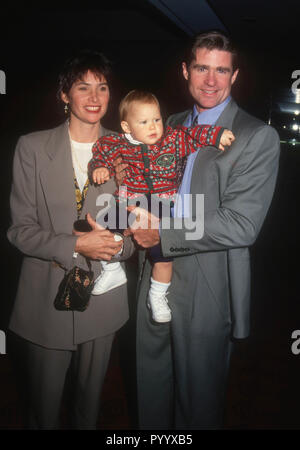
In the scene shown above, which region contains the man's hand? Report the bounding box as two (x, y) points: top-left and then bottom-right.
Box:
(124, 206), (160, 248)
(74, 213), (122, 260)
(112, 156), (128, 187)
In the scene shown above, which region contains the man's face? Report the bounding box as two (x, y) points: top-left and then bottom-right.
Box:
(182, 47), (239, 113)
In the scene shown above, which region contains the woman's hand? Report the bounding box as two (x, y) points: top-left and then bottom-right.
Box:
(74, 213), (122, 260)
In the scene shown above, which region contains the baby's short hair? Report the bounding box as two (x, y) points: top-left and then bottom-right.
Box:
(119, 90), (160, 121)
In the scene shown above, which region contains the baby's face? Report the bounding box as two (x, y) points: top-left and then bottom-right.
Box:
(122, 101), (164, 145)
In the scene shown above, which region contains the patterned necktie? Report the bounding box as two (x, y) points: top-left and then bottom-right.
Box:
(192, 114), (199, 127)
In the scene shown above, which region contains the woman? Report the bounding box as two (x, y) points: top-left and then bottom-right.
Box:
(7, 50), (134, 429)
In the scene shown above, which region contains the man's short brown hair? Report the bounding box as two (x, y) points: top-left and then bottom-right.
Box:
(185, 30), (239, 72)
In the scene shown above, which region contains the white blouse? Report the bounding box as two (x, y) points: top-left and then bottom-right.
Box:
(70, 139), (94, 191)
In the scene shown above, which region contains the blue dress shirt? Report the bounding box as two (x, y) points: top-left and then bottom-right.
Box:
(173, 96), (231, 218)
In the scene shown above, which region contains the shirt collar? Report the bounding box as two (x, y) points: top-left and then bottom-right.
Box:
(191, 96), (231, 125)
(125, 133), (143, 145)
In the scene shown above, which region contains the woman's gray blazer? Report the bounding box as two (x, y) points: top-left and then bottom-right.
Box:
(7, 121), (134, 350)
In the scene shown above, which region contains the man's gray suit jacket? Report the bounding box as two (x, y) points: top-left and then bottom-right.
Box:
(139, 99), (280, 339)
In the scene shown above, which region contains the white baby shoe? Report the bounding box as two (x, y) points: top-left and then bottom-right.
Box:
(147, 291), (171, 323)
(92, 262), (127, 295)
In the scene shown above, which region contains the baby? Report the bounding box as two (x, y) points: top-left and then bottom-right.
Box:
(89, 90), (235, 322)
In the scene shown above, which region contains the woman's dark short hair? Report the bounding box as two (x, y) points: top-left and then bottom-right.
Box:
(57, 49), (112, 97)
(185, 30), (239, 72)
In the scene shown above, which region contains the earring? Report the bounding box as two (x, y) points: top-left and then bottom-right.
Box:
(64, 103), (69, 114)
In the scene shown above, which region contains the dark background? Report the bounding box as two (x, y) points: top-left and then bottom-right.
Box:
(0, 0), (300, 430)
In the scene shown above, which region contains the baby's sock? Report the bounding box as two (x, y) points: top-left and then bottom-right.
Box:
(149, 277), (171, 295)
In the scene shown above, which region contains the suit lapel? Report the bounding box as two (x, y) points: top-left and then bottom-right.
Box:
(39, 122), (110, 233)
(167, 110), (191, 128)
(190, 99), (239, 194)
(39, 122), (77, 233)
(214, 99), (238, 129)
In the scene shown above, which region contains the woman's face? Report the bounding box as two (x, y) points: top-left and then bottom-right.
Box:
(61, 70), (110, 126)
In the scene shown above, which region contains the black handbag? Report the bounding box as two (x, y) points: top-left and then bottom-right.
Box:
(54, 260), (94, 312)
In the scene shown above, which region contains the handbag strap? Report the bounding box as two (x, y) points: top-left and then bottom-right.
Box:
(85, 258), (92, 272)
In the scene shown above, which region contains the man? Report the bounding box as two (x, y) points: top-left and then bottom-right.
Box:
(126, 31), (280, 429)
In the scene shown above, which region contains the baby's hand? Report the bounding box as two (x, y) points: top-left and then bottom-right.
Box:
(219, 129), (235, 151)
(93, 167), (110, 184)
